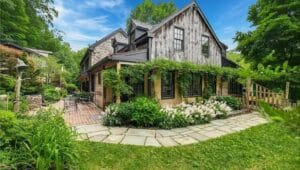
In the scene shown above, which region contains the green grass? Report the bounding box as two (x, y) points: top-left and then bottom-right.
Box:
(78, 123), (300, 169)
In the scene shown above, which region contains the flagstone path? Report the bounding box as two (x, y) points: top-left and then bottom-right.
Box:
(74, 110), (268, 147)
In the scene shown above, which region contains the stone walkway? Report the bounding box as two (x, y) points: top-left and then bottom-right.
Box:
(75, 112), (268, 147)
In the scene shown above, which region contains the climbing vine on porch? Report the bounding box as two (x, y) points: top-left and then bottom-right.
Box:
(103, 59), (297, 97)
(102, 68), (133, 97)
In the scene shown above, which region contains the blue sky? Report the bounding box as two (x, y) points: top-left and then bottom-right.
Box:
(53, 0), (256, 51)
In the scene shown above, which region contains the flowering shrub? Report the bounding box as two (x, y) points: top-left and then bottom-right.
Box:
(103, 98), (233, 129)
(159, 100), (232, 128)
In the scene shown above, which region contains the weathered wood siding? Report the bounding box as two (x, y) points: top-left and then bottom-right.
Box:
(91, 32), (128, 66)
(150, 6), (222, 66)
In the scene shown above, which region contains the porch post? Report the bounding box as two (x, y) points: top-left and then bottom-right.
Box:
(116, 63), (121, 104)
(216, 76), (222, 96)
(88, 73), (92, 92)
(245, 78), (251, 109)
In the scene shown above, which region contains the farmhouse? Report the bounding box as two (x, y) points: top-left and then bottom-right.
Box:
(79, 1), (242, 108)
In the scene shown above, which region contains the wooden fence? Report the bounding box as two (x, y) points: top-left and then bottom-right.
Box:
(245, 79), (289, 108)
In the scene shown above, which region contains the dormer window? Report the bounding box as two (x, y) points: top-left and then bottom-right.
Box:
(202, 35), (209, 57)
(174, 27), (184, 51)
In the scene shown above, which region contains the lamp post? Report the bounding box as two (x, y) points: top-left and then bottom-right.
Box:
(14, 58), (28, 113)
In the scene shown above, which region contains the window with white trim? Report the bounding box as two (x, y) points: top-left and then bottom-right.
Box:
(174, 27), (184, 51)
(202, 35), (209, 57)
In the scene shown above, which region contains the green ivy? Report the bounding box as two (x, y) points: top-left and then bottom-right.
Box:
(102, 59), (298, 97)
(102, 68), (133, 97)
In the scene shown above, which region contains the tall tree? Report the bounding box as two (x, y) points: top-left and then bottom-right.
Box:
(234, 0), (300, 67)
(0, 0), (29, 45)
(126, 0), (177, 31)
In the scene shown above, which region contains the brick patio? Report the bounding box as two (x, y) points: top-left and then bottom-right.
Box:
(64, 102), (103, 126)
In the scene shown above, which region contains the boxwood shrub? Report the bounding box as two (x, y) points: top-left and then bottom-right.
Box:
(216, 96), (242, 110)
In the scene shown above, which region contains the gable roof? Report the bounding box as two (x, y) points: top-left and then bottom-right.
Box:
(88, 49), (147, 72)
(88, 28), (128, 50)
(25, 48), (52, 56)
(132, 19), (153, 30)
(149, 1), (224, 50)
(0, 42), (52, 57)
(80, 28), (128, 65)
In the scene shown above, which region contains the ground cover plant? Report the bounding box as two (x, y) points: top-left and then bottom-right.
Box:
(259, 101), (300, 135)
(103, 97), (232, 129)
(0, 108), (81, 170)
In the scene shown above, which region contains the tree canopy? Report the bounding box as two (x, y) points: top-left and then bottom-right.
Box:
(234, 0), (300, 67)
(0, 0), (85, 85)
(126, 0), (177, 31)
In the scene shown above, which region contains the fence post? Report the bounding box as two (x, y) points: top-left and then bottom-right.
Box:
(284, 81), (290, 107)
(285, 81), (290, 100)
(245, 78), (251, 109)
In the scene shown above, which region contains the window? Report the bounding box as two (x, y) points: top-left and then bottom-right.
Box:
(174, 27), (184, 51)
(98, 72), (101, 84)
(202, 35), (209, 57)
(187, 74), (202, 97)
(161, 72), (175, 99)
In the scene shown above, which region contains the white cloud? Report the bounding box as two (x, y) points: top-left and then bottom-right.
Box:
(53, 0), (119, 51)
(64, 31), (97, 41)
(85, 0), (123, 9)
(223, 26), (234, 34)
(74, 16), (113, 32)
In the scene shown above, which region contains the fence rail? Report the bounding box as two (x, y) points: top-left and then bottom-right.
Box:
(245, 79), (289, 107)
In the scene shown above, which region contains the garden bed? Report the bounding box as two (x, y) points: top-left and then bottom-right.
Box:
(103, 96), (243, 129)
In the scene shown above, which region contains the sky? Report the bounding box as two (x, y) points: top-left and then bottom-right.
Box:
(53, 0), (256, 51)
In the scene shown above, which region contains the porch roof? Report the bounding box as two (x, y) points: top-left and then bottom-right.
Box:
(88, 49), (148, 72)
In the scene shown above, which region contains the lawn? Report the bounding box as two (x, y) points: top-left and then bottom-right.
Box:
(79, 123), (300, 169)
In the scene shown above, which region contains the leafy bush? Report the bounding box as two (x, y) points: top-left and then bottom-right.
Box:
(216, 96), (242, 110)
(259, 101), (300, 135)
(103, 97), (162, 127)
(42, 86), (61, 102)
(0, 110), (18, 148)
(130, 97), (162, 127)
(23, 108), (80, 169)
(0, 94), (28, 113)
(0, 108), (81, 169)
(0, 100), (13, 111)
(104, 98), (232, 129)
(65, 83), (78, 94)
(60, 88), (68, 98)
(0, 74), (16, 93)
(170, 112), (191, 128)
(103, 113), (122, 126)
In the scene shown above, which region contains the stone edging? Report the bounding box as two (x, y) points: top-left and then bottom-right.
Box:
(75, 112), (268, 147)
